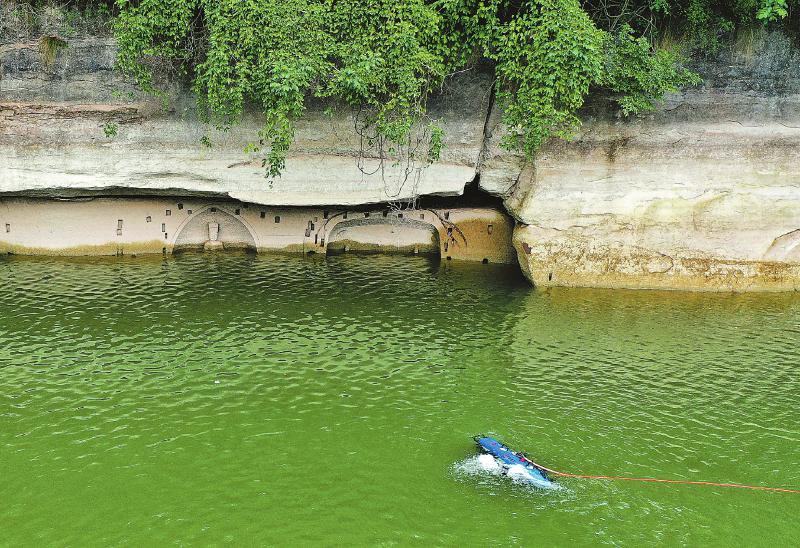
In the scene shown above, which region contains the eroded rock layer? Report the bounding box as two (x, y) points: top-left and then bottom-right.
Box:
(5, 25), (800, 290)
(508, 33), (800, 291)
(0, 37), (498, 205)
(0, 197), (516, 264)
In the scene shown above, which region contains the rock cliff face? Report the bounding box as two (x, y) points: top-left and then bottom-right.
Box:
(505, 32), (800, 291)
(4, 22), (800, 290)
(0, 36), (504, 205)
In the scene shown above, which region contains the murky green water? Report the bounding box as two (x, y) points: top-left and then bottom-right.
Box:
(2, 254), (799, 546)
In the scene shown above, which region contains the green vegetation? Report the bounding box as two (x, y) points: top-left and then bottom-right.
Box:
(1, 1), (114, 38)
(102, 122), (118, 137)
(4, 1), (797, 176)
(110, 0), (691, 176)
(38, 35), (67, 66)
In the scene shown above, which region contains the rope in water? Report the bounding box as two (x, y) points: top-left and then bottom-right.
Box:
(520, 456), (800, 494)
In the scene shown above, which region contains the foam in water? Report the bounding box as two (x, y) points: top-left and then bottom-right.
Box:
(506, 463), (558, 489)
(477, 453), (504, 474)
(454, 454), (503, 478)
(454, 455), (561, 490)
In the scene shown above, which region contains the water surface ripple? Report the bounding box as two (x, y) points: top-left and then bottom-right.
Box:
(1, 254), (799, 545)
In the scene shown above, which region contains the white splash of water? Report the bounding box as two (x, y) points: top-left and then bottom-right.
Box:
(454, 454), (504, 477)
(453, 454), (562, 491)
(506, 463), (560, 490)
(477, 453), (504, 474)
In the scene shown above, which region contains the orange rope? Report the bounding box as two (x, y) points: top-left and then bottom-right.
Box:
(520, 456), (800, 494)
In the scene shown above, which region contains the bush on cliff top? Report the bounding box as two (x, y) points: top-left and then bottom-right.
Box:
(1, 1), (114, 39)
(6, 1), (792, 178)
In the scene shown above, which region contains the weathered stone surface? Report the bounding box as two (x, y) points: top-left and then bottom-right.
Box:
(0, 39), (139, 103)
(0, 37), (491, 205)
(327, 218), (440, 255)
(510, 32), (800, 291)
(7, 24), (800, 289)
(476, 103), (525, 198)
(0, 196), (516, 263)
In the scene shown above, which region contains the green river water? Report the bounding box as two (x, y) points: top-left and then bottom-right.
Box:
(1, 253), (799, 546)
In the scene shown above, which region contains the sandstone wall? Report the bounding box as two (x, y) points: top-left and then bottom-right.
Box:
(507, 33), (800, 291)
(0, 36), (497, 205)
(0, 196), (516, 263)
(6, 20), (800, 290)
